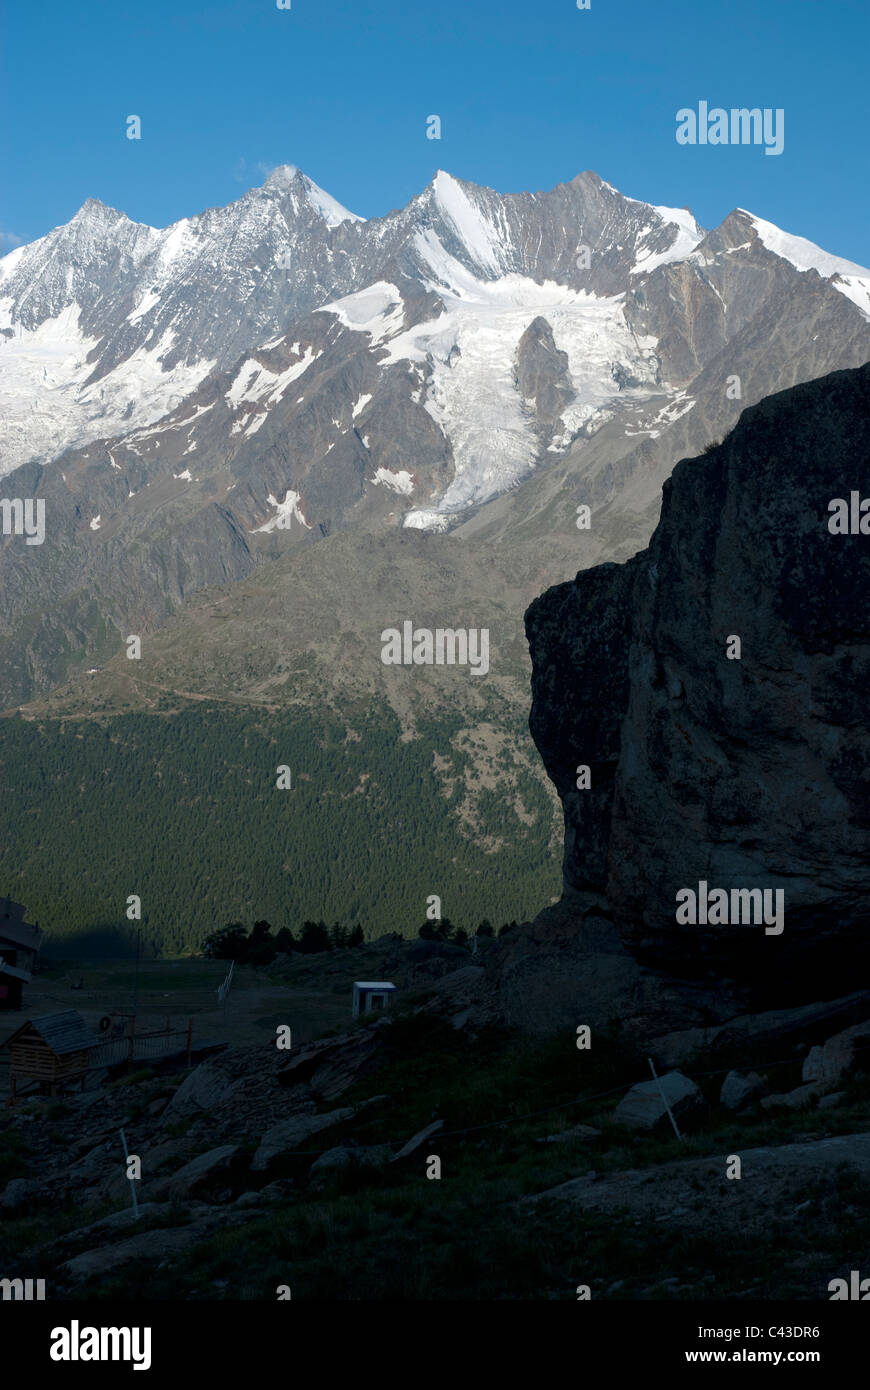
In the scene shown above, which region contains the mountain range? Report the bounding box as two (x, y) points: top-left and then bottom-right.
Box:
(1, 166), (868, 944)
(2, 166), (869, 712)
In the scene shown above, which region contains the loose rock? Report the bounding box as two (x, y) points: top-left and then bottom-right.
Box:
(613, 1071), (702, 1132)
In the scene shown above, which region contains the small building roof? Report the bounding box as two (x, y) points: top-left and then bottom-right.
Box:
(0, 919), (43, 953)
(0, 1010), (101, 1055)
(353, 981), (397, 991)
(0, 922), (42, 956)
(0, 958), (31, 982)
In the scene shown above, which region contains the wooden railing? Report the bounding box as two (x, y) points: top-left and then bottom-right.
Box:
(89, 1017), (193, 1069)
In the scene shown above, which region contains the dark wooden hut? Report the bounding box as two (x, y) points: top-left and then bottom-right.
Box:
(1, 1010), (100, 1101)
(0, 899), (44, 1011)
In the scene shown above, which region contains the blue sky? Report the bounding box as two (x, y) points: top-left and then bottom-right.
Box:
(1, 0), (867, 263)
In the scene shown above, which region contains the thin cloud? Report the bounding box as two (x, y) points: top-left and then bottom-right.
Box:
(232, 158), (280, 186)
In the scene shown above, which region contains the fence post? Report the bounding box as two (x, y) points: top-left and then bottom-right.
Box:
(648, 1057), (683, 1140)
(186, 1019), (193, 1068)
(129, 1013), (136, 1063)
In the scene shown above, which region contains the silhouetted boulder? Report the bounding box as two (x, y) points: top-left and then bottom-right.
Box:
(517, 363), (870, 1031)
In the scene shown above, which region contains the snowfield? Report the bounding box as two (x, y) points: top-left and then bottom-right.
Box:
(0, 300), (215, 477)
(323, 234), (663, 529)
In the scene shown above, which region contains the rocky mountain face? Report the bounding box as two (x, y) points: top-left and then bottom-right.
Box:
(1, 168), (868, 717)
(515, 362), (870, 1035)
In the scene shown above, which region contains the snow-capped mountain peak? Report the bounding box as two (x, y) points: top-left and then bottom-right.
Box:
(2, 167), (869, 488)
(737, 208), (869, 278)
(297, 172), (364, 228)
(260, 164), (364, 226)
(262, 164), (300, 189)
(2, 165), (870, 719)
(427, 170), (507, 276)
(735, 208), (870, 321)
(614, 187), (704, 275)
(69, 196), (134, 225)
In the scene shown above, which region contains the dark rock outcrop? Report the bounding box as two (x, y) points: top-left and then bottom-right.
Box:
(515, 315), (576, 446)
(276, 1024), (387, 1100)
(515, 362), (870, 1029)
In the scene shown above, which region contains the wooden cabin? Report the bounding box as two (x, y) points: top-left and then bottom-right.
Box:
(0, 958), (30, 1012)
(0, 899), (43, 1011)
(2, 1010), (100, 1102)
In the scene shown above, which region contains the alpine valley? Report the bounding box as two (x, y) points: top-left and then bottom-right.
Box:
(1, 166), (868, 950)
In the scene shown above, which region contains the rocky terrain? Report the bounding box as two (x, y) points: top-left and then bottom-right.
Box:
(1, 930), (869, 1300)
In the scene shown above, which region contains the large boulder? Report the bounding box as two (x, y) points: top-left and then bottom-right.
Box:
(277, 1025), (387, 1100)
(650, 992), (870, 1069)
(162, 1060), (242, 1118)
(59, 1209), (237, 1283)
(761, 1083), (824, 1111)
(802, 1020), (870, 1087)
(153, 1144), (241, 1200)
(413, 965), (486, 1030)
(33, 1204), (174, 1266)
(720, 1070), (764, 1111)
(251, 1107), (355, 1173)
(613, 1071), (702, 1132)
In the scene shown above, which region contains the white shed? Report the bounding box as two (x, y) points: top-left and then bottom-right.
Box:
(352, 981), (396, 1019)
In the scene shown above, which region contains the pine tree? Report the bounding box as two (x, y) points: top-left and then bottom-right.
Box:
(299, 920), (330, 953)
(274, 926), (296, 952)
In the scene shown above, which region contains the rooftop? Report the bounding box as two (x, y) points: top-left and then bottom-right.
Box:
(1, 1010), (101, 1055)
(0, 919), (43, 952)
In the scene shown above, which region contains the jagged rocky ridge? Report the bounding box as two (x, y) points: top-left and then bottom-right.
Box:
(2, 168), (870, 710)
(508, 362), (870, 1033)
(0, 168), (699, 476)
